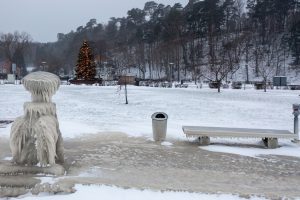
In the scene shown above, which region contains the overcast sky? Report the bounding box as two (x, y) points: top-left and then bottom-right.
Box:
(0, 0), (188, 43)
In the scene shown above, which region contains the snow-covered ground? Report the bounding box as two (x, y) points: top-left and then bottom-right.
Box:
(1, 84), (300, 199)
(1, 84), (300, 156)
(61, 85), (297, 137)
(0, 84), (299, 136)
(13, 184), (266, 200)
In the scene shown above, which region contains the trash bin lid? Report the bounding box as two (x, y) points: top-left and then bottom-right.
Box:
(151, 112), (168, 120)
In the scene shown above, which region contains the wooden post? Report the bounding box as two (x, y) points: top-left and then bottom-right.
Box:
(125, 82), (128, 104)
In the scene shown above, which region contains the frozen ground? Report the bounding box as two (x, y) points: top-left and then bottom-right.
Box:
(1, 133), (298, 199)
(1, 84), (300, 156)
(14, 184), (266, 200)
(1, 84), (299, 136)
(1, 84), (300, 199)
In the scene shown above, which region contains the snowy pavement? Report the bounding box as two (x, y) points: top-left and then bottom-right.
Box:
(1, 133), (299, 199)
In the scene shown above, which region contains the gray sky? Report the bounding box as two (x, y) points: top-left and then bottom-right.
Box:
(0, 0), (188, 43)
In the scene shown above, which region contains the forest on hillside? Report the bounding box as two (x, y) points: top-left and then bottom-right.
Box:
(0, 0), (300, 84)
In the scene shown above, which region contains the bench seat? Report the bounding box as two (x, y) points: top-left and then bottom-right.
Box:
(182, 126), (297, 148)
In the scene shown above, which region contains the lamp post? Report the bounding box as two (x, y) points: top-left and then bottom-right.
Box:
(12, 63), (17, 84)
(293, 104), (300, 142)
(41, 61), (47, 71)
(169, 62), (174, 82)
(120, 67), (129, 104)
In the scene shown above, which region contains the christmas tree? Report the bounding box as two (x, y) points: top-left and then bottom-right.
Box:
(75, 40), (96, 80)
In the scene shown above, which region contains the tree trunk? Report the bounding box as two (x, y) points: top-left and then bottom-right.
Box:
(181, 43), (189, 76)
(245, 64), (249, 84)
(264, 78), (267, 92)
(255, 52), (259, 77)
(245, 46), (249, 83)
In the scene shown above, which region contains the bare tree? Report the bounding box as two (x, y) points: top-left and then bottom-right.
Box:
(0, 31), (32, 74)
(202, 33), (244, 93)
(254, 42), (277, 92)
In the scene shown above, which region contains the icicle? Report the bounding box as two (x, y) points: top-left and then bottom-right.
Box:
(22, 71), (60, 103)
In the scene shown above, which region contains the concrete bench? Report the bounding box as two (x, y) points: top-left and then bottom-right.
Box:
(182, 126), (298, 148)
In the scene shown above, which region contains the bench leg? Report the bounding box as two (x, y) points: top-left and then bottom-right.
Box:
(262, 138), (278, 149)
(198, 136), (210, 146)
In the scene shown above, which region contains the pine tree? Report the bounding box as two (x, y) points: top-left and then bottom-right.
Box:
(290, 20), (300, 66)
(75, 40), (96, 80)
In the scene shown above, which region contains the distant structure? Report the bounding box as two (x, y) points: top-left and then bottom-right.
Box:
(118, 75), (136, 85)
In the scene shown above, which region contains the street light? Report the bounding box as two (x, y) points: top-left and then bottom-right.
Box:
(12, 63), (17, 84)
(41, 61), (47, 71)
(120, 67), (129, 104)
(169, 62), (174, 82)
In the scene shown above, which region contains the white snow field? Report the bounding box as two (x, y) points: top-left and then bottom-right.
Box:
(0, 84), (299, 134)
(13, 184), (266, 200)
(1, 84), (300, 199)
(1, 84), (300, 156)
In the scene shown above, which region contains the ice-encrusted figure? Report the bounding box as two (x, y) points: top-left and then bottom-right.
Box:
(10, 72), (64, 166)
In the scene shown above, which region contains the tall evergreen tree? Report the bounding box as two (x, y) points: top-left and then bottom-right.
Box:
(75, 40), (96, 80)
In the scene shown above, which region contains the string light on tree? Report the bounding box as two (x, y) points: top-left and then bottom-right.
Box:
(75, 40), (96, 80)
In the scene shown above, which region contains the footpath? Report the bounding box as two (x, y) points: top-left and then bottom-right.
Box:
(0, 133), (300, 199)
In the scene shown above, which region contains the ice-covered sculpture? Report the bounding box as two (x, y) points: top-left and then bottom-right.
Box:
(10, 72), (64, 166)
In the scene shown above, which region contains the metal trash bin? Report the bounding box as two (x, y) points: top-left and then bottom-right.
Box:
(151, 112), (168, 141)
(293, 104), (300, 141)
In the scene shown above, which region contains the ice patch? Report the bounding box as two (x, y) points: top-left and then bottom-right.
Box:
(200, 142), (300, 158)
(59, 121), (99, 138)
(161, 141), (173, 146)
(2, 156), (12, 161)
(78, 167), (103, 177)
(37, 177), (57, 185)
(0, 124), (12, 137)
